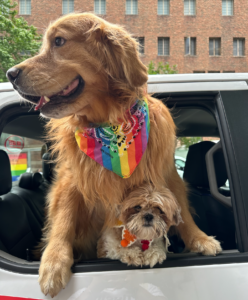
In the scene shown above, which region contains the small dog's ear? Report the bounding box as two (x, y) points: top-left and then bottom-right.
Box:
(87, 22), (148, 89)
(172, 209), (183, 226)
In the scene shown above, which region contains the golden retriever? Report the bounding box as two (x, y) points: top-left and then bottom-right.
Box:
(7, 13), (221, 297)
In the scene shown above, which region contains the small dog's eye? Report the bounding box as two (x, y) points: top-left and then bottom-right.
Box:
(134, 205), (141, 211)
(55, 37), (66, 47)
(157, 207), (164, 214)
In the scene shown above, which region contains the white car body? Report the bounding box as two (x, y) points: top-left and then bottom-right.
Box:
(1, 74), (248, 300)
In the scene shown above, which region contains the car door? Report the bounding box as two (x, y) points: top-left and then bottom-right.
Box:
(1, 80), (248, 300)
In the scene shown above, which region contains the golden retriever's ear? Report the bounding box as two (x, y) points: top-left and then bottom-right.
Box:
(88, 23), (148, 89)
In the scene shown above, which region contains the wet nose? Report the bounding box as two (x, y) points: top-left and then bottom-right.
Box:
(144, 214), (154, 222)
(6, 67), (21, 83)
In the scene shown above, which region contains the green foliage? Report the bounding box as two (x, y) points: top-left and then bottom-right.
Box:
(147, 61), (178, 75)
(178, 137), (203, 149)
(0, 0), (42, 82)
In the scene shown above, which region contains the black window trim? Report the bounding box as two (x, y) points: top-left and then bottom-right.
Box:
(216, 92), (248, 252)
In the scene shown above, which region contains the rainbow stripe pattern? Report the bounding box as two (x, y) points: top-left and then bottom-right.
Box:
(9, 153), (27, 182)
(75, 97), (150, 178)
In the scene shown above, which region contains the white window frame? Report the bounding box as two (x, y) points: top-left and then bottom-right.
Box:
(126, 0), (138, 15)
(19, 0), (31, 15)
(158, 37), (170, 56)
(184, 0), (196, 16)
(185, 37), (196, 56)
(157, 0), (170, 15)
(94, 0), (106, 15)
(209, 38), (221, 56)
(62, 0), (74, 15)
(222, 0), (234, 16)
(233, 38), (245, 57)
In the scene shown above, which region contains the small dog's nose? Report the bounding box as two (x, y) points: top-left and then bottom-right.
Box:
(144, 214), (154, 222)
(6, 67), (21, 83)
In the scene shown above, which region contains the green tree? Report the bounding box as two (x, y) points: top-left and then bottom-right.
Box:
(147, 61), (178, 75)
(178, 137), (203, 149)
(0, 0), (42, 82)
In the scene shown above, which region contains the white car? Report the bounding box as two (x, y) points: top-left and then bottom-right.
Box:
(0, 74), (248, 300)
(175, 155), (186, 178)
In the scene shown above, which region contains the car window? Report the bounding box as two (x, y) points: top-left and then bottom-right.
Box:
(175, 137), (220, 177)
(0, 132), (46, 186)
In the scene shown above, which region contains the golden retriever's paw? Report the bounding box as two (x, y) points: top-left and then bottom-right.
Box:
(189, 235), (222, 256)
(120, 248), (144, 266)
(143, 249), (166, 268)
(39, 254), (73, 297)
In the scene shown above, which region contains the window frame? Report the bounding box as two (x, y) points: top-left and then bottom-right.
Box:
(184, 0), (196, 16)
(1, 91), (248, 274)
(185, 37), (196, 56)
(62, 0), (74, 15)
(94, 0), (106, 15)
(233, 38), (245, 57)
(222, 0), (234, 16)
(126, 0), (138, 15)
(209, 38), (221, 56)
(136, 37), (145, 55)
(19, 0), (31, 15)
(157, 0), (170, 15)
(158, 37), (170, 56)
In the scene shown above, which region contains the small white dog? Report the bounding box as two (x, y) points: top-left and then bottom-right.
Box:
(97, 185), (182, 267)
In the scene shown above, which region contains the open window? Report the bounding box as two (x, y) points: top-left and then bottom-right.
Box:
(0, 89), (247, 275)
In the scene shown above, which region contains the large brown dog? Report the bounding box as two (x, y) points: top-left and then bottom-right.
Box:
(7, 13), (221, 297)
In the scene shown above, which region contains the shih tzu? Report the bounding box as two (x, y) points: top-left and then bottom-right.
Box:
(97, 184), (182, 267)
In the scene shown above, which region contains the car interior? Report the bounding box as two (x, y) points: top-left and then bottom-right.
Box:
(0, 91), (237, 271)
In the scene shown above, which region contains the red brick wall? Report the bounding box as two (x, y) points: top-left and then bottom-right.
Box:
(17, 0), (248, 73)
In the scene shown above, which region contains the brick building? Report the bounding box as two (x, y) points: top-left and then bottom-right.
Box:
(17, 0), (248, 73)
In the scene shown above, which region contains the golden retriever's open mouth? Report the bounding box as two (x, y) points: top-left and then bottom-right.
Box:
(17, 76), (85, 111)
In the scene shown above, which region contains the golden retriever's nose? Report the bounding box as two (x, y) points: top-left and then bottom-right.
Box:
(6, 67), (21, 83)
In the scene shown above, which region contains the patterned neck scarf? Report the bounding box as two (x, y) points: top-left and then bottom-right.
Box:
(75, 97), (150, 178)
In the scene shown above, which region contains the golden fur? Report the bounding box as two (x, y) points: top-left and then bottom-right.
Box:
(12, 13), (222, 297)
(97, 184), (181, 267)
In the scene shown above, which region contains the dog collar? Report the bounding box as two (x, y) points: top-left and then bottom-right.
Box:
(114, 219), (171, 252)
(114, 219), (153, 251)
(75, 97), (150, 179)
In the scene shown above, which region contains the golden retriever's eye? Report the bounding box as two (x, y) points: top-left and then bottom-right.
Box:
(55, 37), (66, 47)
(134, 205), (141, 211)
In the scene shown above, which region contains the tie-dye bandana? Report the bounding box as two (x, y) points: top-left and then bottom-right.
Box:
(75, 97), (150, 178)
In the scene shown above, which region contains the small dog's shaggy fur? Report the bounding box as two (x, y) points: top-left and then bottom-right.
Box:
(11, 13), (222, 297)
(97, 185), (182, 267)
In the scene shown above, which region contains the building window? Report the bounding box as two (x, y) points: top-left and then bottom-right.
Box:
(62, 0), (74, 15)
(223, 71), (235, 73)
(185, 37), (196, 55)
(193, 71), (205, 73)
(233, 38), (245, 56)
(19, 0), (31, 15)
(20, 50), (31, 56)
(184, 0), (195, 15)
(126, 0), (138, 15)
(158, 38), (170, 56)
(94, 0), (106, 14)
(136, 37), (145, 55)
(209, 38), (221, 56)
(208, 71), (221, 73)
(222, 0), (233, 16)
(158, 0), (169, 15)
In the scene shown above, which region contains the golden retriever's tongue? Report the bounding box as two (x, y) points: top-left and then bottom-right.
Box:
(35, 96), (48, 111)
(61, 78), (79, 96)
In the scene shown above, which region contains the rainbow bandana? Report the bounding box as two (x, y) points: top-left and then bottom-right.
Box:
(75, 97), (150, 178)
